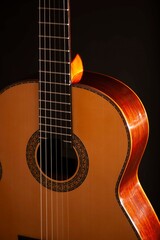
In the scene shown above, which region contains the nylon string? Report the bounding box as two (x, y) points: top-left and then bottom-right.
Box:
(48, 0), (54, 239)
(44, 0), (48, 238)
(38, 0), (43, 239)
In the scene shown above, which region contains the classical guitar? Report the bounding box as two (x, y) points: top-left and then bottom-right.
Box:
(0, 0), (159, 239)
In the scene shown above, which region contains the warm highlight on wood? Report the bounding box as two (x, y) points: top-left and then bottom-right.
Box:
(0, 72), (159, 239)
(71, 54), (83, 83)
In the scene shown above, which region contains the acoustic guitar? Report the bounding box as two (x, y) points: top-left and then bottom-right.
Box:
(0, 0), (159, 239)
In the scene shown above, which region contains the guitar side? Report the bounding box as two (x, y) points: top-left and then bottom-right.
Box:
(0, 72), (159, 239)
(79, 72), (160, 239)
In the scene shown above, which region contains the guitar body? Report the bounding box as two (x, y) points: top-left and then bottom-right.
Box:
(0, 72), (159, 240)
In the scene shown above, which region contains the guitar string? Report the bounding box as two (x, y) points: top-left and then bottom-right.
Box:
(43, 0), (49, 238)
(64, 0), (70, 239)
(48, 0), (54, 239)
(38, 0), (43, 239)
(59, 0), (64, 237)
(62, 0), (68, 235)
(45, 2), (53, 238)
(53, 0), (59, 238)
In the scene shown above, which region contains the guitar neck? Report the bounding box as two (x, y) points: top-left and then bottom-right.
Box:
(38, 0), (72, 143)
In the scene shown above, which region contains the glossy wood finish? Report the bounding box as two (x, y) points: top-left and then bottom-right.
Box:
(79, 71), (160, 239)
(0, 71), (159, 239)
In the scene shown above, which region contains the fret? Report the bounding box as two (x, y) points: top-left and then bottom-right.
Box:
(38, 7), (69, 12)
(40, 129), (71, 137)
(39, 107), (70, 114)
(39, 80), (70, 86)
(40, 114), (71, 121)
(39, 59), (70, 64)
(39, 48), (69, 52)
(40, 123), (71, 131)
(39, 90), (70, 96)
(39, 70), (70, 75)
(39, 101), (71, 112)
(40, 125), (71, 137)
(40, 116), (71, 124)
(40, 113), (71, 121)
(39, 75), (70, 83)
(39, 108), (71, 119)
(40, 68), (70, 75)
(40, 125), (71, 131)
(39, 35), (69, 40)
(39, 99), (71, 105)
(39, 22), (68, 26)
(39, 116), (71, 125)
(40, 123), (71, 129)
(40, 114), (71, 123)
(39, 7), (69, 11)
(40, 109), (70, 119)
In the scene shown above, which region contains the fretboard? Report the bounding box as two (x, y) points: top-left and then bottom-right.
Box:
(38, 0), (72, 143)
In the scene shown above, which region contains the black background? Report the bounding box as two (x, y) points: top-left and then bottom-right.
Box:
(0, 0), (159, 219)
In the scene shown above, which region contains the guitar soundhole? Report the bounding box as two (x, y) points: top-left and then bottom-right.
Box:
(26, 131), (89, 192)
(37, 138), (78, 181)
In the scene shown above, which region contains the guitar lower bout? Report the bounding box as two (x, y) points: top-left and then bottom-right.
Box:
(0, 72), (159, 239)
